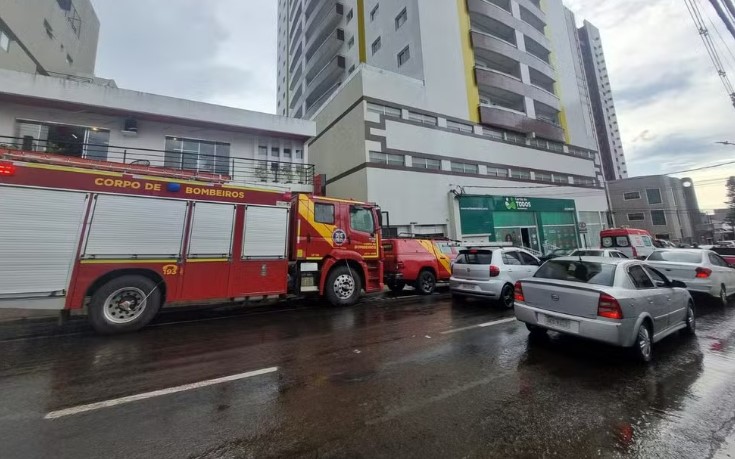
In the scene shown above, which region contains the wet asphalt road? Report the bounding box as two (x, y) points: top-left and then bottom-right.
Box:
(2, 292), (735, 458)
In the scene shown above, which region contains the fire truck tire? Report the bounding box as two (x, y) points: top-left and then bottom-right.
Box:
(88, 275), (162, 334)
(415, 270), (436, 295)
(325, 265), (362, 307)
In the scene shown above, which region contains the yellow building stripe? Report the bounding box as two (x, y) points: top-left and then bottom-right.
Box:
(357, 0), (367, 63)
(80, 259), (177, 265)
(457, 0), (480, 123)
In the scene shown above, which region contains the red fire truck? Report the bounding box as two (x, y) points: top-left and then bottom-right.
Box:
(0, 151), (384, 333)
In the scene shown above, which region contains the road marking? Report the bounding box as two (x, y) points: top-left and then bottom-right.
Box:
(440, 317), (517, 335)
(44, 367), (278, 420)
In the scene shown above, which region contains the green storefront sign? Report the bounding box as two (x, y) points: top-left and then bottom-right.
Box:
(458, 195), (580, 252)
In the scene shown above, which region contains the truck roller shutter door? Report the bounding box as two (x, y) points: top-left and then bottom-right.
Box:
(0, 186), (87, 297)
(242, 206), (289, 259)
(187, 202), (236, 258)
(83, 195), (187, 259)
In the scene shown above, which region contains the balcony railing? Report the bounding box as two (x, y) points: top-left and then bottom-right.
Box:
(0, 135), (315, 188)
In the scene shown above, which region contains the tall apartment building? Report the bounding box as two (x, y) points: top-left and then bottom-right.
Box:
(0, 0), (99, 77)
(278, 0), (613, 251)
(578, 21), (628, 181)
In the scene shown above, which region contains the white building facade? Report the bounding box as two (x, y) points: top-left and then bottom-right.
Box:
(0, 69), (316, 193)
(279, 0), (613, 252)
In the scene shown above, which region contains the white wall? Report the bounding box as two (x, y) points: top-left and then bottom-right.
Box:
(364, 0), (424, 81)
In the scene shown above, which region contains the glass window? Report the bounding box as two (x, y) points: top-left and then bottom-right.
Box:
(503, 251), (522, 265)
(271, 147), (280, 158)
(283, 148), (292, 159)
(487, 167), (509, 178)
(511, 170), (532, 180)
(709, 253), (730, 267)
(552, 175), (568, 184)
(408, 112), (436, 125)
(367, 103), (401, 118)
(314, 203), (335, 224)
(624, 191), (641, 200)
(370, 4), (379, 21)
(258, 146), (268, 157)
(519, 252), (539, 266)
(447, 120), (473, 133)
(372, 37), (381, 55)
(398, 45), (410, 66)
(535, 172), (552, 182)
(346, 9), (354, 22)
(627, 213), (645, 221)
(412, 157), (441, 170)
(295, 149), (303, 160)
(395, 8), (408, 29)
(644, 266), (669, 286)
(0, 31), (9, 52)
(646, 188), (663, 204)
(456, 250), (494, 265)
(629, 265), (655, 289)
(164, 136), (231, 175)
(651, 210), (667, 226)
(348, 36), (355, 48)
(350, 206), (375, 233)
(369, 151), (404, 166)
(535, 260), (617, 286)
(451, 162), (478, 174)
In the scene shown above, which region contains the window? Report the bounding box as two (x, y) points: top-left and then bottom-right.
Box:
(447, 120), (473, 133)
(627, 213), (645, 221)
(503, 251), (522, 265)
(164, 137), (230, 175)
(519, 252), (540, 266)
(412, 157), (441, 170)
(408, 112), (436, 125)
(258, 146), (268, 157)
(372, 36), (381, 55)
(346, 9), (354, 22)
(0, 30), (9, 52)
(397, 45), (410, 66)
(367, 102), (401, 118)
(370, 4), (379, 21)
(451, 162), (479, 174)
(43, 19), (54, 39)
(648, 251), (703, 264)
(314, 203), (335, 224)
(651, 210), (667, 226)
(552, 175), (568, 184)
(348, 36), (355, 48)
(350, 206), (375, 233)
(628, 265), (654, 289)
(624, 191), (641, 200)
(487, 167), (509, 178)
(535, 260), (617, 287)
(66, 54), (73, 65)
(535, 172), (552, 182)
(456, 250), (494, 265)
(283, 148), (292, 159)
(348, 64), (355, 73)
(709, 253), (730, 268)
(511, 170), (531, 180)
(295, 149), (303, 160)
(271, 147), (280, 158)
(395, 8), (407, 29)
(16, 120), (110, 160)
(646, 188), (663, 204)
(644, 266), (669, 286)
(369, 151), (405, 166)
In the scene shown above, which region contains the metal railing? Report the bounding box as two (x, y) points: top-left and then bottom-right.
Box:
(0, 135), (315, 187)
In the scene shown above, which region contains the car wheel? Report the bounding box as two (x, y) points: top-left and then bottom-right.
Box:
(416, 270), (436, 295)
(631, 323), (653, 363)
(682, 302), (696, 336)
(387, 281), (405, 293)
(719, 285), (728, 307)
(526, 324), (547, 336)
(500, 284), (514, 309)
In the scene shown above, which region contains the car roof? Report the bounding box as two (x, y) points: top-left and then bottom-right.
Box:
(552, 256), (630, 265)
(652, 248), (706, 254)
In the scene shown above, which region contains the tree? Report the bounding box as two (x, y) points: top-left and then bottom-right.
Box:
(727, 176), (735, 239)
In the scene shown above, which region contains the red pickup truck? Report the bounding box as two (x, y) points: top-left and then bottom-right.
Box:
(382, 239), (459, 295)
(713, 247), (735, 266)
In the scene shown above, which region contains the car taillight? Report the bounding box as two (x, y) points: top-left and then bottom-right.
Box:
(514, 281), (525, 302)
(631, 246), (638, 259)
(598, 293), (623, 320)
(695, 267), (712, 279)
(489, 265), (500, 277)
(0, 162), (16, 176)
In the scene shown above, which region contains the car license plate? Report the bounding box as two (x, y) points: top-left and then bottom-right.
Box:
(544, 315), (571, 330)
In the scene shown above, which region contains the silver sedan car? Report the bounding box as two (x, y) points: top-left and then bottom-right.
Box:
(514, 257), (695, 362)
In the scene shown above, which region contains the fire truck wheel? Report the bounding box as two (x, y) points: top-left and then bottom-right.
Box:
(325, 265), (362, 306)
(415, 270), (436, 295)
(88, 275), (162, 334)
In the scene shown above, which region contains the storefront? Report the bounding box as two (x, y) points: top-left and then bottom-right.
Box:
(457, 195), (580, 254)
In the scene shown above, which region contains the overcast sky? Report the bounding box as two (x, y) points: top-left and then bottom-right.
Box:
(90, 0), (735, 210)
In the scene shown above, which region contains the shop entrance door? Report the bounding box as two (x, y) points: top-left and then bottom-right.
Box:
(521, 227), (540, 254)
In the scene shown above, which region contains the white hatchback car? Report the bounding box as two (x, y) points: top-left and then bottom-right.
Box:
(570, 249), (629, 259)
(450, 247), (541, 308)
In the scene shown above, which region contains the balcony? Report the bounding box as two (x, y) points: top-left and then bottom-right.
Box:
(305, 28), (344, 77)
(479, 105), (564, 142)
(306, 55), (346, 111)
(305, 1), (343, 49)
(471, 31), (555, 81)
(475, 66), (560, 111)
(468, 0), (550, 50)
(0, 135), (316, 189)
(525, 36), (551, 64)
(516, 0), (545, 24)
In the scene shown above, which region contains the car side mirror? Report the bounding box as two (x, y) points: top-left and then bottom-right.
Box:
(655, 281), (667, 288)
(671, 280), (687, 289)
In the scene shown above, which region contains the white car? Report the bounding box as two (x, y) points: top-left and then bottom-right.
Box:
(450, 247), (541, 308)
(645, 249), (735, 306)
(569, 249), (629, 259)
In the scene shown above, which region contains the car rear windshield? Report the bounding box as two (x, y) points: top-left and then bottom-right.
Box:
(456, 250), (493, 265)
(574, 250), (604, 257)
(647, 251), (703, 263)
(534, 260), (617, 286)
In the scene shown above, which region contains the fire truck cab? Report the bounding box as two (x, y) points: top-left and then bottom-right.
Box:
(0, 151), (383, 333)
